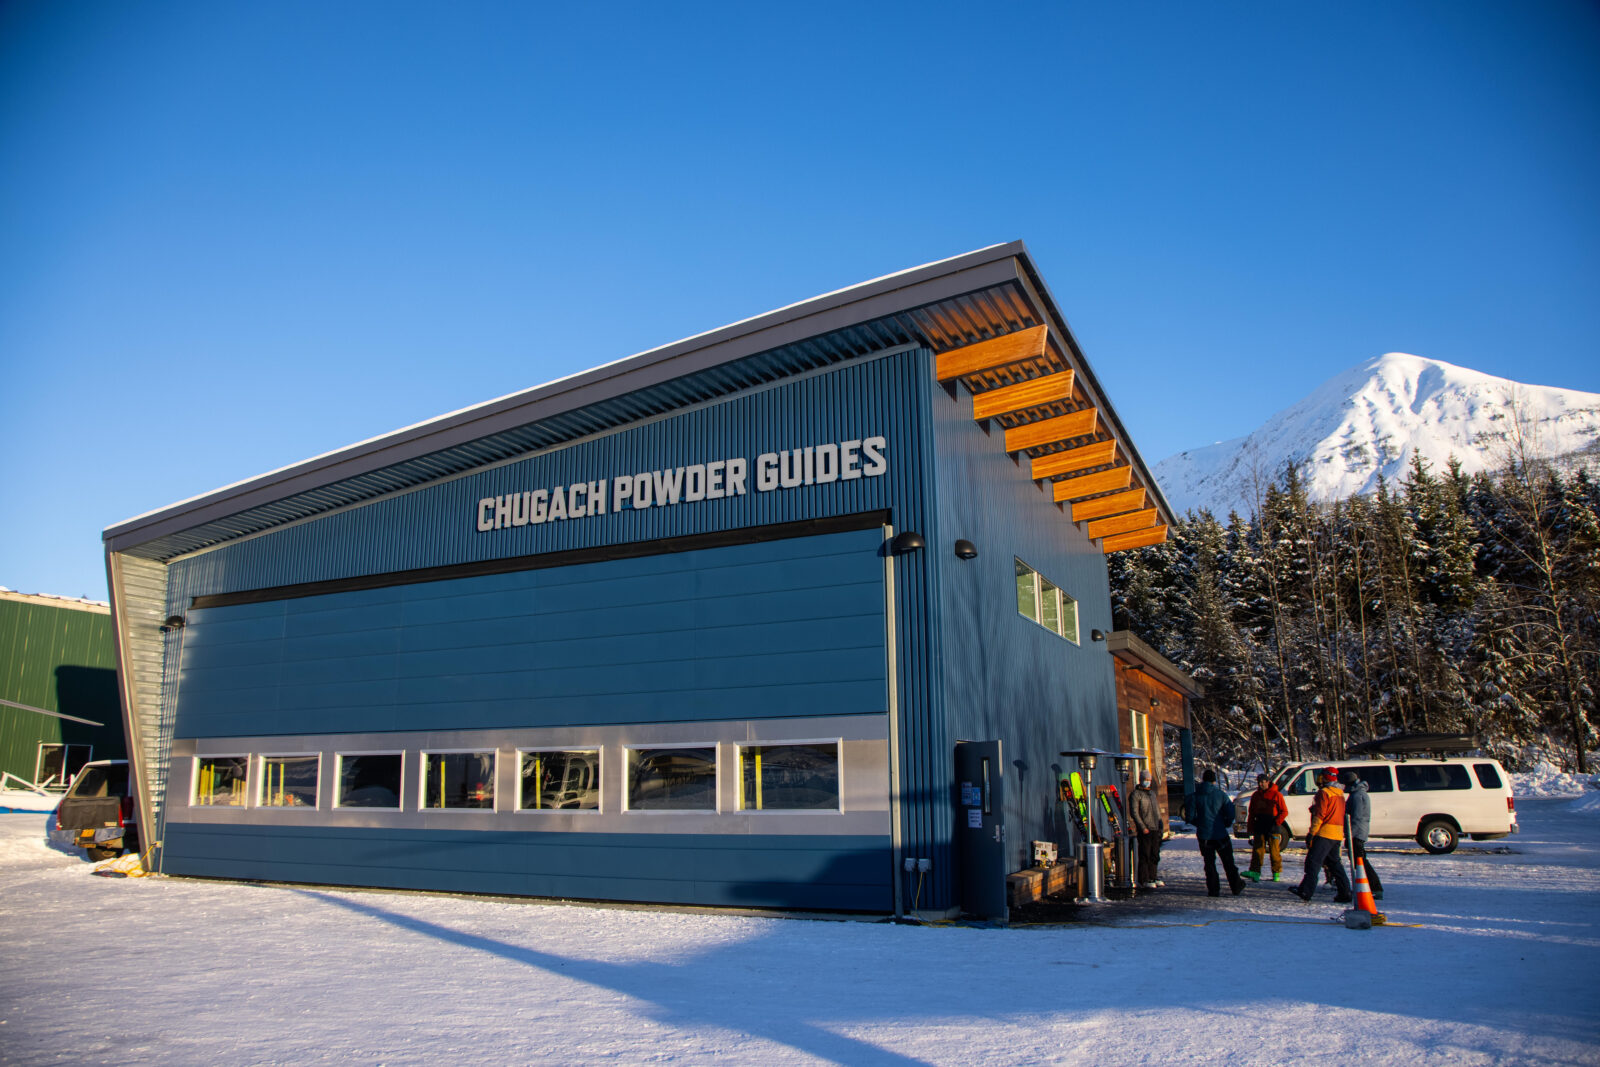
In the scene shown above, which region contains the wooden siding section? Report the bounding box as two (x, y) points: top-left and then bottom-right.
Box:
(1003, 409), (1099, 454)
(1100, 525), (1169, 552)
(1070, 488), (1147, 523)
(936, 323), (1167, 552)
(1085, 507), (1159, 541)
(1029, 440), (1117, 481)
(935, 324), (1049, 382)
(970, 371), (1073, 421)
(1050, 466), (1132, 503)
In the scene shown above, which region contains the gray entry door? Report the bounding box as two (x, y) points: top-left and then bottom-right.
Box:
(954, 740), (1006, 920)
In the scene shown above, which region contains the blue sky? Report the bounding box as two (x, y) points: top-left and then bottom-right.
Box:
(3, 1), (1597, 599)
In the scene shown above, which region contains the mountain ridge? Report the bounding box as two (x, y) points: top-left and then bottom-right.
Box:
(1152, 353), (1600, 517)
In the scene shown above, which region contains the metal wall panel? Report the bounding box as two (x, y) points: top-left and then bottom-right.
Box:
(173, 528), (888, 737)
(161, 824), (891, 911)
(0, 598), (124, 783)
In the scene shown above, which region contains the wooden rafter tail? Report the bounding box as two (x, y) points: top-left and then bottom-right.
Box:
(970, 369), (1074, 421)
(1101, 525), (1169, 553)
(1003, 407), (1099, 454)
(1085, 507), (1159, 541)
(1050, 465), (1132, 502)
(1070, 488), (1147, 523)
(936, 324), (1050, 382)
(1030, 439), (1117, 481)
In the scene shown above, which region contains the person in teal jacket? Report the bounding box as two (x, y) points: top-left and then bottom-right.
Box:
(1185, 769), (1244, 897)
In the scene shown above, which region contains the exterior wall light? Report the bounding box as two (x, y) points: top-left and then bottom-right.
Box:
(953, 539), (978, 560)
(161, 615), (186, 632)
(890, 531), (926, 554)
(1090, 628), (1106, 642)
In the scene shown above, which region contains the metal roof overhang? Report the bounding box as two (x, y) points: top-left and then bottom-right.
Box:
(104, 241), (1175, 560)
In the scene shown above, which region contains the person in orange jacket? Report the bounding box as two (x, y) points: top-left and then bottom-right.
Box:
(1288, 767), (1352, 903)
(1243, 772), (1289, 882)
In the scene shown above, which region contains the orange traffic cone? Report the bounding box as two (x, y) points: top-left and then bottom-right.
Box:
(1351, 857), (1378, 915)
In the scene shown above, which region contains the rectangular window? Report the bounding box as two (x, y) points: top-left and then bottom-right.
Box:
(1015, 558), (1078, 643)
(1397, 763), (1472, 792)
(520, 749), (601, 811)
(36, 743), (92, 790)
(195, 756), (249, 807)
(738, 743), (840, 811)
(1351, 765), (1395, 793)
(258, 755), (319, 808)
(336, 754), (403, 809)
(1059, 591), (1079, 644)
(1473, 763), (1503, 789)
(627, 746), (716, 811)
(422, 751), (496, 810)
(1015, 560), (1038, 622)
(1129, 710), (1149, 754)
(1039, 576), (1061, 633)
(1284, 769), (1317, 796)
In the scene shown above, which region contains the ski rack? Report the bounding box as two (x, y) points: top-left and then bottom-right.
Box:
(1345, 732), (1478, 761)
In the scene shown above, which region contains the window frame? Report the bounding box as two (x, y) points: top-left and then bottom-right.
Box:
(333, 751), (406, 810)
(1396, 763), (1473, 792)
(193, 754), (252, 808)
(34, 742), (92, 790)
(517, 747), (604, 813)
(256, 753), (322, 810)
(1014, 558), (1081, 645)
(419, 748), (499, 812)
(735, 738), (844, 813)
(623, 742), (719, 813)
(1129, 709), (1150, 754)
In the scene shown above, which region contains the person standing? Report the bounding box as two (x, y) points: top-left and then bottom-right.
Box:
(1127, 770), (1164, 888)
(1290, 767), (1352, 903)
(1340, 770), (1383, 900)
(1243, 772), (1289, 882)
(1186, 769), (1244, 897)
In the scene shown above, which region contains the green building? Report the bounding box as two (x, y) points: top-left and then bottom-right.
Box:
(0, 590), (126, 788)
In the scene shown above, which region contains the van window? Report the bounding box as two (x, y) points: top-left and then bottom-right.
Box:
(1284, 770), (1317, 796)
(1397, 764), (1471, 791)
(1350, 765), (1394, 793)
(1473, 763), (1504, 789)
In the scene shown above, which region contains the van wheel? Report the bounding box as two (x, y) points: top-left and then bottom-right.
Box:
(85, 845), (120, 861)
(1417, 819), (1458, 854)
(1277, 824), (1293, 852)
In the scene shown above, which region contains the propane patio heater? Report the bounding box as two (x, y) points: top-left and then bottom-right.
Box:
(1060, 748), (1112, 903)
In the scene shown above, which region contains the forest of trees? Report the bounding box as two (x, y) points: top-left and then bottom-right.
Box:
(1108, 446), (1599, 776)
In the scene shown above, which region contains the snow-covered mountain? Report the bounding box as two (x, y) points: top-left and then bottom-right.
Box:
(1153, 353), (1600, 518)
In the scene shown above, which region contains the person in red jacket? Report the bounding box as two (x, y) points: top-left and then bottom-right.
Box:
(1289, 767), (1352, 903)
(1243, 772), (1289, 882)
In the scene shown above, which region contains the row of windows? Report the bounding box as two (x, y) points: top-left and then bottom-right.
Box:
(192, 741), (843, 814)
(1015, 559), (1079, 643)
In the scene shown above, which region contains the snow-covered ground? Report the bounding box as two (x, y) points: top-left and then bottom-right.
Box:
(2, 798), (1597, 1065)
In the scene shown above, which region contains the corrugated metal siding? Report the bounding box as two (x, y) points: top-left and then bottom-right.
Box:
(930, 368), (1120, 894)
(127, 285), (1042, 564)
(0, 599), (124, 782)
(165, 353), (922, 600)
(108, 554), (174, 856)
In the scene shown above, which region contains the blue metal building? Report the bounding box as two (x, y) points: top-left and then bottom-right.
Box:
(103, 242), (1174, 917)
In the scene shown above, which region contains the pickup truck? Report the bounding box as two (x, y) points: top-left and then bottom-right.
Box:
(55, 760), (140, 861)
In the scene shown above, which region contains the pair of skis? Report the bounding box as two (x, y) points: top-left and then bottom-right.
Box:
(1061, 773), (1128, 837)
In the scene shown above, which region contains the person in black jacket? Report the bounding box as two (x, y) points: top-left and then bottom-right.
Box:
(1127, 770), (1164, 888)
(1185, 769), (1244, 897)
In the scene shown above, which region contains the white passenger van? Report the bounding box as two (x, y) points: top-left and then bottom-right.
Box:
(1234, 756), (1517, 854)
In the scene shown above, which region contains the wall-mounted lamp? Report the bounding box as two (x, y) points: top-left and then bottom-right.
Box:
(1150, 697), (1160, 709)
(953, 539), (978, 560)
(1090, 628), (1106, 642)
(161, 615), (186, 632)
(890, 531), (926, 555)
